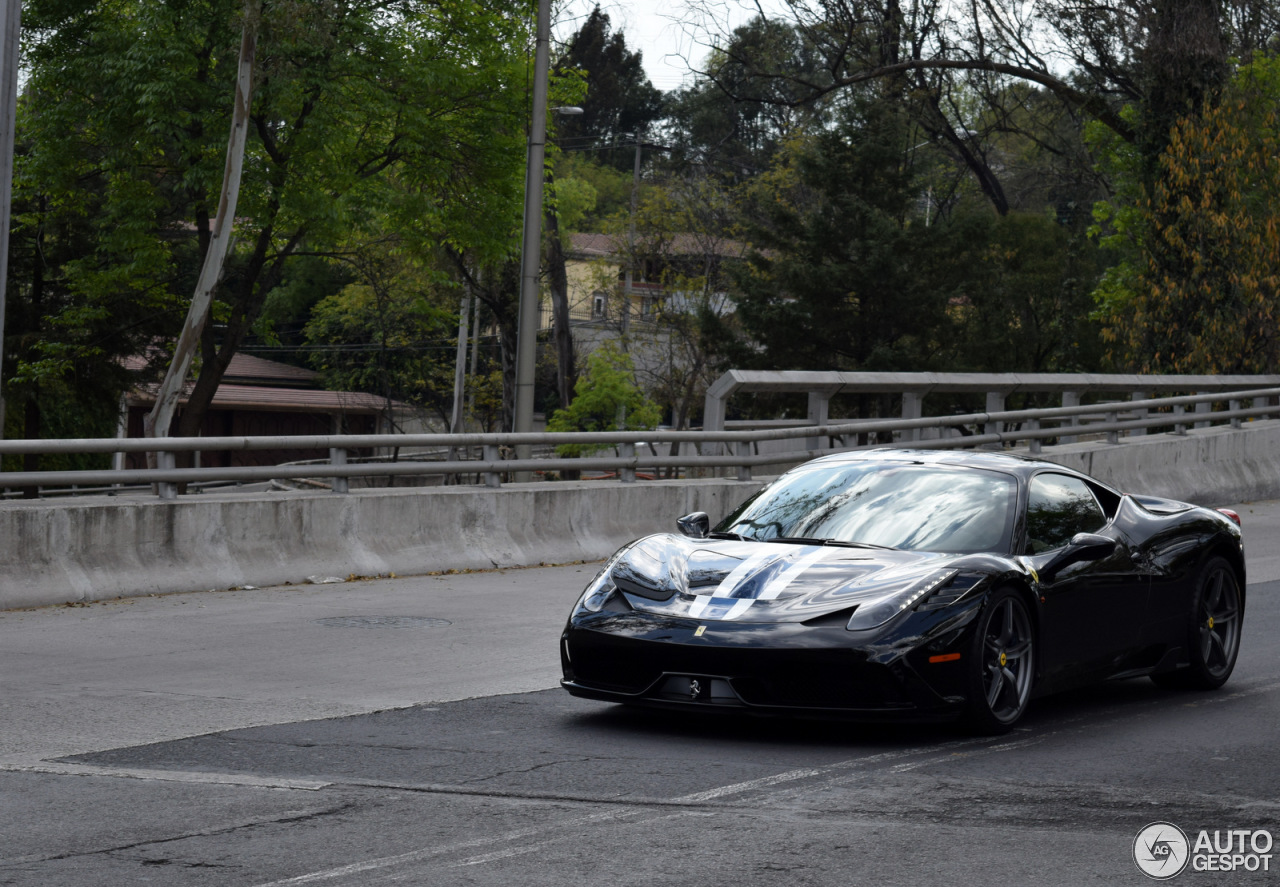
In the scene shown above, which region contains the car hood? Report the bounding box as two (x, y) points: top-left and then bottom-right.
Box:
(607, 534), (979, 624)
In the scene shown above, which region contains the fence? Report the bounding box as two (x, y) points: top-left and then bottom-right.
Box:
(3, 378), (1280, 500)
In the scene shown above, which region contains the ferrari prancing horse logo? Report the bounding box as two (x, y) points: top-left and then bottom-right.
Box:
(690, 679), (701, 699)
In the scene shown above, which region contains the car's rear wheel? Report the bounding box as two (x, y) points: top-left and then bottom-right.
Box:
(963, 588), (1034, 734)
(1152, 556), (1242, 690)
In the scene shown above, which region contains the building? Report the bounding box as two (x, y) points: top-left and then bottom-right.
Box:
(122, 353), (390, 468)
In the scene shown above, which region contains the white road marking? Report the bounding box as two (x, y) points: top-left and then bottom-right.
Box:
(0, 761), (330, 791)
(249, 681), (1280, 884)
(450, 810), (704, 869)
(248, 737), (1010, 886)
(672, 767), (825, 803)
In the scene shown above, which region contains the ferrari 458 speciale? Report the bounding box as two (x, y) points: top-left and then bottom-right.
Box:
(560, 450), (1244, 733)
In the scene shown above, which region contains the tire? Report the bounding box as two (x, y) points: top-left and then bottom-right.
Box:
(962, 587), (1035, 735)
(1151, 556), (1243, 690)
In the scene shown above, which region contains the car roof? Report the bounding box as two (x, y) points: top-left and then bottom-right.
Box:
(798, 447), (1111, 487)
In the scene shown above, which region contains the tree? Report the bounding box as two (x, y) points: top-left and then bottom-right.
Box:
(665, 16), (831, 180)
(1095, 59), (1280, 373)
(554, 6), (665, 167)
(302, 244), (459, 426)
(11, 0), (532, 442)
(951, 212), (1105, 373)
(547, 340), (661, 456)
(720, 100), (960, 374)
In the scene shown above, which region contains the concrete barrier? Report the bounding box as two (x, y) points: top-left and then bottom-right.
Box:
(0, 477), (760, 610)
(1034, 419), (1280, 507)
(4, 419), (1279, 610)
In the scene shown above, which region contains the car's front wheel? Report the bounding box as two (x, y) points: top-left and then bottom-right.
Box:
(1152, 556), (1242, 690)
(963, 588), (1035, 734)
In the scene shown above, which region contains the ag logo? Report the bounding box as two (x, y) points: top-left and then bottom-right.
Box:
(1134, 821), (1190, 879)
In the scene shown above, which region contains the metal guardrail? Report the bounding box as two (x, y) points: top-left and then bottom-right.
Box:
(1, 386), (1278, 500)
(703, 370), (1280, 447)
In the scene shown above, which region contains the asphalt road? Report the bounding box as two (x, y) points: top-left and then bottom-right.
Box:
(2, 500), (1279, 886)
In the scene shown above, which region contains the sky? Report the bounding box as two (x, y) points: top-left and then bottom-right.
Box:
(555, 1), (782, 91)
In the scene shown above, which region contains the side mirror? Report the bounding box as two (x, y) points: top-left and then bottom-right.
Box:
(676, 512), (710, 539)
(1040, 532), (1117, 583)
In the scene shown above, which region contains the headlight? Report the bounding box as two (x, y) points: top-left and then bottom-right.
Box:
(845, 569), (959, 631)
(574, 569), (617, 613)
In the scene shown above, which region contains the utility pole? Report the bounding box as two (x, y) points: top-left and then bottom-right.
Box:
(619, 132), (642, 347)
(0, 0), (21, 442)
(512, 0), (551, 478)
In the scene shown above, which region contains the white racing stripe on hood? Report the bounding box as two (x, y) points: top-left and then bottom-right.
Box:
(757, 546), (831, 600)
(688, 548), (777, 619)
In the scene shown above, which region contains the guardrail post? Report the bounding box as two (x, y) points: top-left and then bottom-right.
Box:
(1106, 411), (1119, 444)
(1173, 404), (1187, 435)
(329, 448), (349, 494)
(483, 444), (501, 488)
(1060, 391), (1081, 444)
(619, 442), (636, 483)
(984, 392), (1005, 449)
(806, 391), (830, 451)
(736, 440), (752, 482)
(1130, 391), (1148, 437)
(900, 391), (923, 443)
(157, 451), (177, 501)
(1195, 392), (1211, 429)
(1230, 399), (1242, 429)
(1027, 418), (1042, 455)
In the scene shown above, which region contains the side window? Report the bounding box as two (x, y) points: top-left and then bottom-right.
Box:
(1025, 474), (1108, 554)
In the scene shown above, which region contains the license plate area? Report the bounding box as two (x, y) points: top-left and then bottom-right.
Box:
(655, 674), (739, 704)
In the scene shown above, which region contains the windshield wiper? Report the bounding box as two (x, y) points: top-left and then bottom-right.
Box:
(767, 536), (895, 550)
(708, 531), (749, 541)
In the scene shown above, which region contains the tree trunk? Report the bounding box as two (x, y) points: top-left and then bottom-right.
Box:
(145, 3), (258, 446)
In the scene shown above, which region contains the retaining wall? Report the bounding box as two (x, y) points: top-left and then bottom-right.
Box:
(3, 420), (1279, 610)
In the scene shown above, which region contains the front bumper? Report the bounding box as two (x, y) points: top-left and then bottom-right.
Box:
(560, 610), (975, 719)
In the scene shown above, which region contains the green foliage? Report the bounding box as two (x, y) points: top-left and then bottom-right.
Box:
(302, 249), (459, 423)
(547, 342), (661, 455)
(553, 5), (664, 168)
(1094, 58), (1280, 372)
(952, 212), (1105, 372)
(665, 16), (829, 179)
(9, 0), (535, 439)
(553, 152), (632, 228)
(723, 100), (960, 372)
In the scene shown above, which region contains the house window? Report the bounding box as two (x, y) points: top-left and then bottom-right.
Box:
(592, 292), (608, 319)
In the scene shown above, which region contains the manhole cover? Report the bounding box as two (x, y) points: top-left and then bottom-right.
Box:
(312, 616), (452, 630)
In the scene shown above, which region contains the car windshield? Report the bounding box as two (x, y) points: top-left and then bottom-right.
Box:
(715, 462), (1018, 554)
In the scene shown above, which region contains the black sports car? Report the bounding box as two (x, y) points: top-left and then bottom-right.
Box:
(559, 449), (1245, 733)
